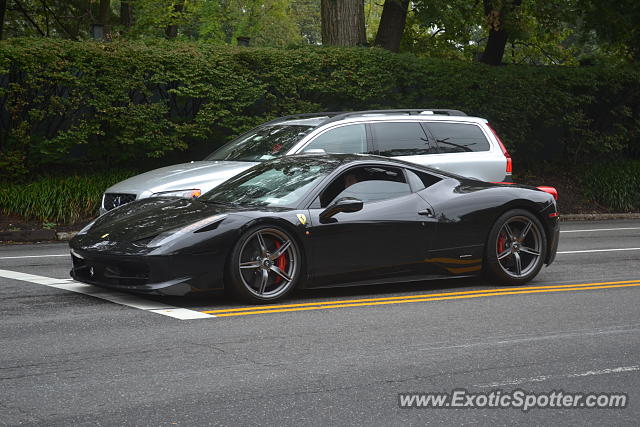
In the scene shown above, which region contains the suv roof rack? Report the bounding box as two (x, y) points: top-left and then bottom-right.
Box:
(321, 109), (467, 125)
(264, 112), (346, 126)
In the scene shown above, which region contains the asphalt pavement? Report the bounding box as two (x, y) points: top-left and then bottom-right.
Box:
(1, 219), (639, 426)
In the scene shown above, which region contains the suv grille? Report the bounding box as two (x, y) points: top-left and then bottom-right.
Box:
(103, 193), (136, 211)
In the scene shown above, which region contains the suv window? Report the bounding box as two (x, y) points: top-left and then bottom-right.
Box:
(371, 122), (436, 157)
(206, 124), (315, 162)
(319, 166), (410, 207)
(426, 122), (490, 153)
(303, 124), (367, 154)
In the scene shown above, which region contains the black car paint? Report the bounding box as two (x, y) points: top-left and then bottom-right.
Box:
(69, 154), (559, 296)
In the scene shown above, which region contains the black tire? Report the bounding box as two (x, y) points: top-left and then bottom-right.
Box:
(484, 209), (547, 286)
(226, 224), (302, 303)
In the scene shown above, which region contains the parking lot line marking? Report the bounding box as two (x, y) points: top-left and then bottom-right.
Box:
(0, 269), (215, 320)
(0, 254), (69, 260)
(202, 279), (640, 314)
(207, 283), (640, 317)
(561, 227), (640, 233)
(557, 247), (640, 254)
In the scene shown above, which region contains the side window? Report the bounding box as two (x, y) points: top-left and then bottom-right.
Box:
(319, 166), (410, 207)
(371, 122), (436, 157)
(426, 122), (490, 153)
(405, 169), (442, 191)
(303, 124), (367, 154)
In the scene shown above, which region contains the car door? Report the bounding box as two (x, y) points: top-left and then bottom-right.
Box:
(305, 165), (436, 287)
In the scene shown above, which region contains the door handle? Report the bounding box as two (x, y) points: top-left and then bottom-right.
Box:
(418, 209), (434, 217)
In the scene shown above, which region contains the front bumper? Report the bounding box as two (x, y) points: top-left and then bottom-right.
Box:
(69, 248), (225, 296)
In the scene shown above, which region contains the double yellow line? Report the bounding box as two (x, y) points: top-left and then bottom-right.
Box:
(202, 279), (640, 317)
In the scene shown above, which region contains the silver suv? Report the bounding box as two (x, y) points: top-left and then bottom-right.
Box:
(100, 109), (512, 214)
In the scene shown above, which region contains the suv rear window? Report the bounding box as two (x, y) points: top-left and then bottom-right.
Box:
(426, 122), (490, 153)
(371, 122), (437, 157)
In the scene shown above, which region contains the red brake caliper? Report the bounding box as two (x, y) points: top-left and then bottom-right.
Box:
(273, 240), (288, 284)
(497, 233), (506, 254)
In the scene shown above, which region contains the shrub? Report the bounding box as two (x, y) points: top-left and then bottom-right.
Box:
(583, 161), (640, 211)
(0, 170), (139, 223)
(0, 38), (638, 180)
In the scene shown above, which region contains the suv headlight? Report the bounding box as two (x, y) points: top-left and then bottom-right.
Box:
(152, 189), (201, 199)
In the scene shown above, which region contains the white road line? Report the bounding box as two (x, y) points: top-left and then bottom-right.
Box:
(476, 365), (640, 388)
(558, 247), (640, 254)
(0, 254), (69, 260)
(561, 227), (640, 233)
(0, 269), (214, 320)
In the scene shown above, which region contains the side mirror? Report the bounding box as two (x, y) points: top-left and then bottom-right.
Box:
(319, 197), (363, 221)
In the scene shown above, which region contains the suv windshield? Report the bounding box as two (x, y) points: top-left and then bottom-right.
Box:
(205, 124), (316, 162)
(200, 157), (338, 208)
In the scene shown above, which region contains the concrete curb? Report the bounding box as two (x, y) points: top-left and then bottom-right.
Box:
(560, 213), (640, 221)
(1, 213), (639, 242)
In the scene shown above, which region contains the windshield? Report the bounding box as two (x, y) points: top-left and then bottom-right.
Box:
(200, 157), (337, 208)
(205, 124), (316, 162)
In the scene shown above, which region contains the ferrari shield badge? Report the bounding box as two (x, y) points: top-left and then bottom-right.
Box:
(296, 213), (307, 225)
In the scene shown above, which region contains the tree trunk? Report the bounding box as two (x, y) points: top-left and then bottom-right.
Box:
(165, 1), (184, 39)
(98, 0), (110, 37)
(479, 0), (522, 65)
(374, 0), (409, 52)
(0, 0), (7, 40)
(120, 0), (133, 28)
(321, 0), (366, 46)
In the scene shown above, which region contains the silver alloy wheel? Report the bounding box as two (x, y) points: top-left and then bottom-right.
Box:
(238, 228), (298, 299)
(495, 215), (542, 278)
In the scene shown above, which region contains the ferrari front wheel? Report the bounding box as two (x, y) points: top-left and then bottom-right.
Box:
(228, 225), (302, 303)
(484, 209), (547, 285)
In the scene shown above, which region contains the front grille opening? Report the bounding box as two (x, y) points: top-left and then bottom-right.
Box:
(103, 193), (136, 211)
(72, 256), (150, 287)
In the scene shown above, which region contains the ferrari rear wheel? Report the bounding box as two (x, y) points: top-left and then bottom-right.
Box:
(484, 209), (547, 285)
(228, 225), (302, 303)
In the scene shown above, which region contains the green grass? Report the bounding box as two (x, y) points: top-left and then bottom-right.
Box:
(583, 160), (640, 212)
(0, 170), (140, 224)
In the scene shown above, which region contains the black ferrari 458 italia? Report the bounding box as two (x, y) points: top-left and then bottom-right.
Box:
(70, 154), (559, 303)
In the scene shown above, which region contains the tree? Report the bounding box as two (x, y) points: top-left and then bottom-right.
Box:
(479, 0), (523, 65)
(321, 0), (366, 46)
(374, 0), (409, 52)
(120, 0), (133, 29)
(578, 0), (640, 62)
(165, 1), (185, 39)
(0, 0), (7, 39)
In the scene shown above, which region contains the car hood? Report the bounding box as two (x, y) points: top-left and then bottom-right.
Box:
(83, 198), (236, 243)
(105, 161), (257, 196)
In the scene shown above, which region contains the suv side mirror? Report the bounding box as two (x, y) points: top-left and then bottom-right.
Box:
(319, 197), (363, 221)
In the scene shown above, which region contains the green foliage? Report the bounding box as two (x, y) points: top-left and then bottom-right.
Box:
(0, 38), (638, 182)
(583, 161), (640, 211)
(0, 170), (139, 223)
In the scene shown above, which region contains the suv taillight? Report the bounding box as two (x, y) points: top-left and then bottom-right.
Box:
(487, 123), (512, 174)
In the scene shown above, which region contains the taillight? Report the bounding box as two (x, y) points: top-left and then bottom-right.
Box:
(537, 186), (558, 201)
(487, 123), (512, 174)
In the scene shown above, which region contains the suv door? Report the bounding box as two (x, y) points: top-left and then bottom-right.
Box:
(306, 165), (436, 286)
(370, 121), (438, 157)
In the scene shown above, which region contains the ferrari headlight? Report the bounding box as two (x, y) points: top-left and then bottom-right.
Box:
(147, 214), (227, 247)
(77, 219), (98, 235)
(152, 189), (201, 199)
